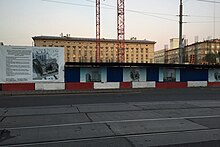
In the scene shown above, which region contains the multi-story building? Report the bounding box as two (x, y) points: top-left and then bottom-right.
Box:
(32, 36), (156, 63)
(170, 38), (179, 50)
(165, 39), (220, 64)
(154, 38), (180, 64)
(154, 49), (165, 63)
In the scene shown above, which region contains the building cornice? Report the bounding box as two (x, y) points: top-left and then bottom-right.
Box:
(32, 36), (156, 44)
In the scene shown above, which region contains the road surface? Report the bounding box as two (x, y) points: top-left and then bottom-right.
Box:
(1, 88), (220, 146)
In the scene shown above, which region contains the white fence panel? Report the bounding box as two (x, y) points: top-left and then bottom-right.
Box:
(94, 82), (120, 89)
(187, 81), (207, 87)
(35, 83), (65, 90)
(132, 81), (156, 88)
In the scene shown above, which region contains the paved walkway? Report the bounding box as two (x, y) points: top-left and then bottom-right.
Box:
(1, 100), (220, 146)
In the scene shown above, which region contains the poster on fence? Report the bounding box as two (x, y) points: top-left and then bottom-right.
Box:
(123, 67), (146, 82)
(163, 68), (176, 82)
(209, 69), (220, 82)
(0, 46), (64, 83)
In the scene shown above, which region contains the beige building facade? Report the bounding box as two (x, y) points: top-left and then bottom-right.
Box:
(170, 38), (179, 50)
(154, 49), (165, 63)
(165, 39), (220, 64)
(33, 36), (156, 63)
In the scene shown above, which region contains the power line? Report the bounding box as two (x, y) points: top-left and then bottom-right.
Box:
(125, 9), (178, 22)
(187, 21), (220, 23)
(41, 0), (219, 23)
(86, 0), (178, 17)
(42, 0), (94, 8)
(197, 0), (220, 3)
(187, 15), (220, 18)
(42, 0), (178, 22)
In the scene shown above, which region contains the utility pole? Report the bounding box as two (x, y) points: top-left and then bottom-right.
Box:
(179, 0), (183, 64)
(213, 0), (216, 39)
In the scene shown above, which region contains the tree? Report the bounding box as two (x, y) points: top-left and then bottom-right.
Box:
(205, 52), (217, 64)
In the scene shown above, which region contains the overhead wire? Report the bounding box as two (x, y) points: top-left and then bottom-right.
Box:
(42, 0), (94, 8)
(41, 0), (178, 22)
(197, 0), (220, 3)
(41, 0), (219, 23)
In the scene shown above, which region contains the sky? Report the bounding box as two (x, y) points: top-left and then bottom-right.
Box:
(0, 0), (220, 50)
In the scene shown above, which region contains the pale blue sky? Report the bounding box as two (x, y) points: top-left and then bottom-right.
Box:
(0, 0), (219, 50)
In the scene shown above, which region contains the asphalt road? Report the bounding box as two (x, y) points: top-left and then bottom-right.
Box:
(1, 100), (220, 146)
(1, 88), (220, 146)
(0, 87), (220, 107)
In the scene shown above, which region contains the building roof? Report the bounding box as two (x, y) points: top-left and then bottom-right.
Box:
(186, 39), (220, 48)
(32, 36), (156, 44)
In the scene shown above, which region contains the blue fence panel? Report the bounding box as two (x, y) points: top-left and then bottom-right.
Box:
(180, 68), (208, 82)
(107, 67), (123, 82)
(65, 67), (80, 82)
(147, 67), (159, 82)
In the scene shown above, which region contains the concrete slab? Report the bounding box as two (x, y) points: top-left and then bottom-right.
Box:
(0, 124), (114, 146)
(153, 108), (220, 118)
(187, 117), (220, 129)
(0, 108), (6, 117)
(213, 108), (220, 112)
(165, 140), (220, 147)
(186, 101), (220, 108)
(133, 103), (197, 110)
(88, 110), (163, 122)
(77, 103), (141, 113)
(0, 113), (90, 128)
(6, 105), (71, 109)
(31, 137), (133, 147)
(128, 101), (179, 106)
(107, 119), (207, 135)
(4, 106), (79, 116)
(128, 129), (220, 147)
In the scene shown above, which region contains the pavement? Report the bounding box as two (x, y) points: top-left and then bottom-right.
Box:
(0, 89), (142, 96)
(1, 87), (219, 96)
(1, 100), (220, 146)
